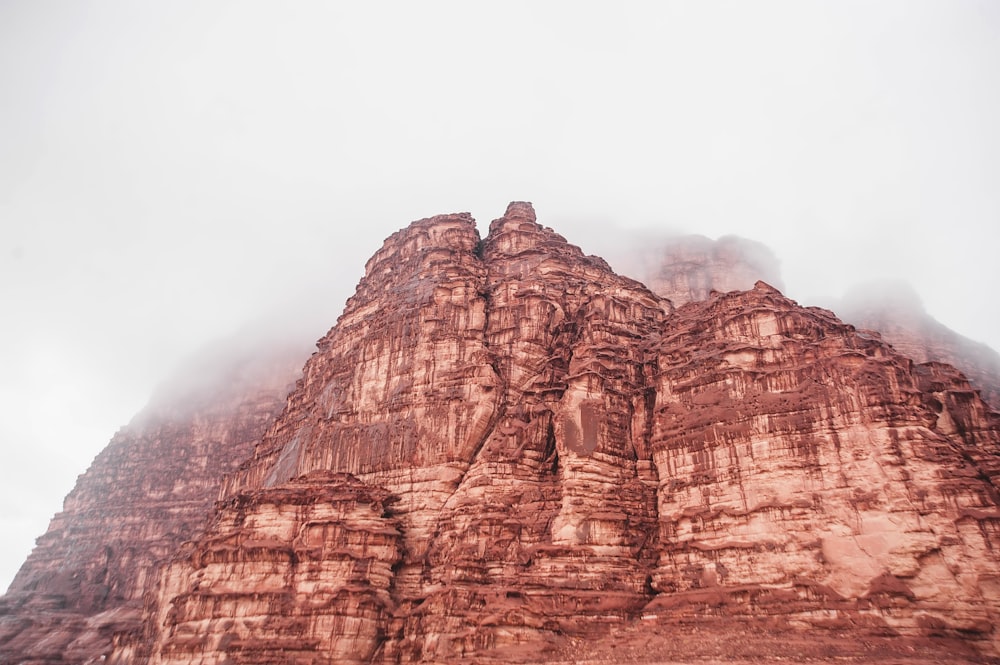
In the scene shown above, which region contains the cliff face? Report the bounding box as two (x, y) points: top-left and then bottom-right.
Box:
(136, 203), (1000, 664)
(5, 202), (1000, 665)
(0, 337), (305, 665)
(646, 286), (1000, 634)
(142, 203), (671, 663)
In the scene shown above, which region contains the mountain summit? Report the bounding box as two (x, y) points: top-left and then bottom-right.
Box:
(3, 203), (1000, 664)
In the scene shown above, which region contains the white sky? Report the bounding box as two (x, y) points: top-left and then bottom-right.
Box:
(2, 1), (998, 592)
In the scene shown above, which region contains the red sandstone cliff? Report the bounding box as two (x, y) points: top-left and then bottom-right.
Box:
(4, 203), (1000, 665)
(142, 204), (1000, 663)
(0, 333), (307, 665)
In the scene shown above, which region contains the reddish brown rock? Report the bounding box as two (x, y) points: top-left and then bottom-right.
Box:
(143, 472), (401, 665)
(6, 203), (1000, 665)
(628, 240), (1000, 412)
(222, 211), (499, 583)
(644, 283), (1000, 644)
(0, 335), (306, 665)
(380, 202), (668, 661)
(138, 204), (1000, 663)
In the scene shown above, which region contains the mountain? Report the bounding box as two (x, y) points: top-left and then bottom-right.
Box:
(3, 203), (1000, 664)
(0, 331), (307, 664)
(613, 235), (1000, 411)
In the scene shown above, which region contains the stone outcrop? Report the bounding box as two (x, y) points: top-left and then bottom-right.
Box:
(0, 334), (306, 665)
(140, 472), (401, 665)
(5, 202), (1000, 664)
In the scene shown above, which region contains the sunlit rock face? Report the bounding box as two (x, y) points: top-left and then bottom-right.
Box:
(0, 338), (305, 665)
(139, 204), (1000, 663)
(5, 203), (1000, 664)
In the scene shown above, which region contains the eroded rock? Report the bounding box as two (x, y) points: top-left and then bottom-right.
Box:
(5, 203), (1000, 664)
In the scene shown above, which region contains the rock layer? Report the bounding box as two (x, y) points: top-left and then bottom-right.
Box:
(144, 472), (401, 665)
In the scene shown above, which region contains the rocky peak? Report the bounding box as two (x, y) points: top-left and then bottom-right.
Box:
(500, 199), (536, 222)
(4, 203), (1000, 665)
(484, 201), (563, 257)
(140, 205), (1000, 663)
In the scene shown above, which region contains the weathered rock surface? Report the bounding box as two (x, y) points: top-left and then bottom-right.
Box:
(138, 204), (1000, 663)
(620, 236), (1000, 410)
(5, 202), (1000, 664)
(645, 284), (1000, 641)
(0, 335), (306, 665)
(141, 472), (401, 665)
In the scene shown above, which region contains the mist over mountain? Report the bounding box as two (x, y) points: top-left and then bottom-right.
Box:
(2, 4), (999, 662)
(829, 280), (1000, 408)
(604, 232), (785, 306)
(4, 1), (1000, 603)
(3, 204), (1000, 664)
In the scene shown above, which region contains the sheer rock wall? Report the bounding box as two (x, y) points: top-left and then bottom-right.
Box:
(646, 285), (1000, 639)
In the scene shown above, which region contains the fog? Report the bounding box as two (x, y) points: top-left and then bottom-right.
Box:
(2, 1), (999, 591)
(602, 232), (786, 305)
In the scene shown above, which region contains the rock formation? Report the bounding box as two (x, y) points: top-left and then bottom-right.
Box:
(644, 285), (1000, 637)
(0, 332), (307, 665)
(4, 202), (1000, 664)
